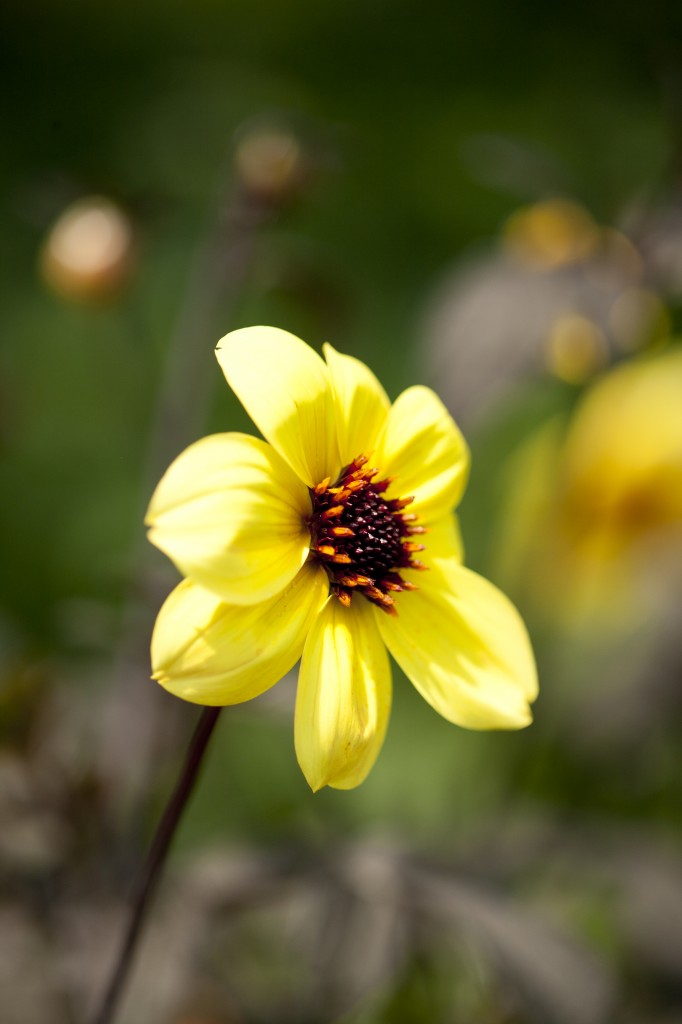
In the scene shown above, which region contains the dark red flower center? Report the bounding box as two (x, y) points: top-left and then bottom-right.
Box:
(307, 455), (427, 615)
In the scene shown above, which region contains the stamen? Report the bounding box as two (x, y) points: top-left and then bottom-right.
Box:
(364, 586), (395, 607)
(308, 454), (427, 615)
(381, 579), (404, 592)
(337, 575), (359, 587)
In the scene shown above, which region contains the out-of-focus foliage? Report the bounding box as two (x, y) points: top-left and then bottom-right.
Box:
(2, 2), (682, 1022)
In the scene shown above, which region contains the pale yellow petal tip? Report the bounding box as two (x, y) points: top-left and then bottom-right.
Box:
(301, 753), (375, 792)
(509, 705), (535, 730)
(151, 667), (175, 690)
(145, 522), (160, 546)
(493, 694), (536, 730)
(304, 768), (366, 793)
(321, 341), (346, 366)
(152, 669), (222, 707)
(215, 325), (261, 348)
(215, 324), (305, 354)
(301, 765), (329, 793)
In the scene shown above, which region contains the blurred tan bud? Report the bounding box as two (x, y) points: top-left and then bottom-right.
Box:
(545, 314), (609, 384)
(588, 228), (643, 286)
(234, 126), (307, 203)
(608, 288), (670, 353)
(40, 197), (134, 303)
(502, 198), (599, 270)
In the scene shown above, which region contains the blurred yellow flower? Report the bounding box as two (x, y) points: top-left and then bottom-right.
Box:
(146, 327), (537, 790)
(499, 348), (682, 623)
(502, 198), (600, 270)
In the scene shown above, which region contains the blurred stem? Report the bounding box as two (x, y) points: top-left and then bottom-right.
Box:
(143, 182), (272, 483)
(91, 706), (221, 1024)
(100, 166), (279, 852)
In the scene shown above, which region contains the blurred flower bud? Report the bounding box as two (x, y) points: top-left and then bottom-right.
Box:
(584, 228), (642, 289)
(502, 199), (599, 270)
(627, 199), (682, 299)
(421, 198), (666, 425)
(608, 288), (670, 353)
(40, 197), (134, 303)
(234, 124), (308, 204)
(544, 314), (608, 384)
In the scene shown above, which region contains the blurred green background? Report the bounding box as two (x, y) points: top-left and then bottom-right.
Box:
(3, 2), (682, 1022)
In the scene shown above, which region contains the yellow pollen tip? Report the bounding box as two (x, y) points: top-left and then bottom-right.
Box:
(323, 505), (344, 519)
(314, 477), (331, 494)
(317, 544), (336, 557)
(337, 590), (352, 608)
(332, 553), (352, 564)
(404, 541), (426, 553)
(393, 496), (415, 509)
(331, 526), (354, 537)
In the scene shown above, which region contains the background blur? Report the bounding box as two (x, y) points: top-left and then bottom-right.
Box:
(3, 3), (682, 1022)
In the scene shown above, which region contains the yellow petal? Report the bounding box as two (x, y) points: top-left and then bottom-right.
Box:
(375, 386), (470, 520)
(151, 563), (329, 705)
(295, 596), (392, 791)
(323, 343), (390, 465)
(216, 326), (340, 488)
(420, 513), (465, 568)
(378, 563), (537, 730)
(146, 432), (310, 604)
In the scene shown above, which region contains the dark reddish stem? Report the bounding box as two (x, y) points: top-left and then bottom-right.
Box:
(91, 706), (221, 1024)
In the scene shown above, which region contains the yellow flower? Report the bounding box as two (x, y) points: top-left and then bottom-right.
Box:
(497, 348), (682, 623)
(146, 327), (537, 791)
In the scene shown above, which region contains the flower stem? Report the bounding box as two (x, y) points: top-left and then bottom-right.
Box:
(91, 706), (222, 1024)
